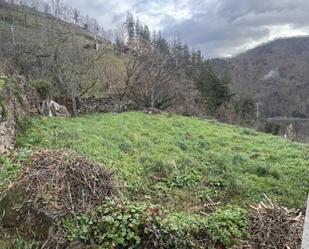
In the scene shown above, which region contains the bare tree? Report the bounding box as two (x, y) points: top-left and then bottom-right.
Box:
(49, 0), (63, 17)
(117, 47), (182, 110)
(73, 8), (80, 25)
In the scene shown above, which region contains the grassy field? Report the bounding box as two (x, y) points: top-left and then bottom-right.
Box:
(15, 112), (309, 210)
(0, 111), (308, 248)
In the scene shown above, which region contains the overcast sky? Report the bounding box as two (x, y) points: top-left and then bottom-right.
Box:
(66, 0), (309, 58)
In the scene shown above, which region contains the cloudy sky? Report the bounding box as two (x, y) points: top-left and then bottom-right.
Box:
(66, 0), (309, 58)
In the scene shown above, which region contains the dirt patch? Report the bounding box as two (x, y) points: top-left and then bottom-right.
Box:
(0, 149), (119, 240)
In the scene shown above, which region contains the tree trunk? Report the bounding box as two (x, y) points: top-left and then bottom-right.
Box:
(71, 95), (77, 116)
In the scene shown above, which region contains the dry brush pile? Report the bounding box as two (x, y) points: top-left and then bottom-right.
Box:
(247, 196), (305, 249)
(0, 149), (120, 240)
(18, 149), (119, 214)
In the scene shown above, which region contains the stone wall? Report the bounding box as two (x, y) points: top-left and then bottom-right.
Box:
(77, 96), (137, 114)
(0, 75), (30, 154)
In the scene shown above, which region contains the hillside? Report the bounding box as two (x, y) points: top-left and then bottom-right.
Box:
(15, 112), (309, 209)
(0, 112), (307, 247)
(0, 2), (308, 248)
(211, 37), (309, 119)
(0, 3), (205, 118)
(0, 2), (110, 46)
(0, 3), (124, 100)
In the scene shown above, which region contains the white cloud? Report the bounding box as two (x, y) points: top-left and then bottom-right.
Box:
(65, 0), (309, 57)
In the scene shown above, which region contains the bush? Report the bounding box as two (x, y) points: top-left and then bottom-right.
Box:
(63, 199), (212, 249)
(164, 213), (209, 248)
(206, 206), (250, 247)
(63, 199), (171, 248)
(233, 96), (256, 125)
(262, 122), (281, 135)
(31, 80), (52, 99)
(166, 172), (201, 188)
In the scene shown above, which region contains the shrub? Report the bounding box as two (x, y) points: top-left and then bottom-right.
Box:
(206, 206), (250, 247)
(31, 80), (52, 99)
(164, 213), (209, 248)
(262, 122), (281, 135)
(63, 199), (171, 248)
(63, 200), (211, 249)
(166, 172), (201, 188)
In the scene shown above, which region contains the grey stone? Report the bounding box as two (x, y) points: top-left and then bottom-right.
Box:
(302, 195), (309, 249)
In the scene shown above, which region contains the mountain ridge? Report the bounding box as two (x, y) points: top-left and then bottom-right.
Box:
(211, 36), (309, 119)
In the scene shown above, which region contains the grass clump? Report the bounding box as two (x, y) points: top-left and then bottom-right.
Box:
(0, 78), (5, 93)
(0, 238), (38, 249)
(0, 149), (31, 191)
(206, 206), (250, 247)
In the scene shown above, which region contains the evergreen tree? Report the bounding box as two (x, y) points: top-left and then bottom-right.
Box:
(143, 25), (150, 41)
(126, 12), (135, 39)
(196, 64), (232, 114)
(135, 18), (141, 38)
(154, 31), (169, 53)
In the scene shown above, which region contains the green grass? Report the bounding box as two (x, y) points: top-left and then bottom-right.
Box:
(0, 149), (31, 191)
(0, 78), (5, 93)
(16, 112), (309, 210)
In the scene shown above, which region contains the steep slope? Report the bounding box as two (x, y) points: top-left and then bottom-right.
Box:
(0, 3), (110, 48)
(211, 37), (309, 119)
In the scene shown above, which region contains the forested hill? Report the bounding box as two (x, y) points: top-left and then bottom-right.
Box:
(210, 37), (309, 119)
(0, 1), (207, 119)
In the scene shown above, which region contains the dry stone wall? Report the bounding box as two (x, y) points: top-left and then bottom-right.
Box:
(0, 75), (30, 154)
(77, 96), (137, 114)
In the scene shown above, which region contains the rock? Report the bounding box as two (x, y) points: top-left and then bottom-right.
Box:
(0, 186), (57, 240)
(143, 107), (162, 114)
